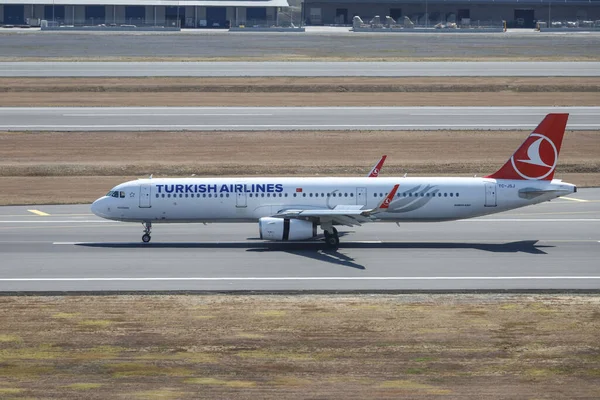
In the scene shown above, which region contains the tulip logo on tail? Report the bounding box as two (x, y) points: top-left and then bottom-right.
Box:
(511, 134), (558, 180)
(485, 113), (568, 182)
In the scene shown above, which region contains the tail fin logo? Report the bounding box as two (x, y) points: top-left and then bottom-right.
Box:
(372, 168), (380, 177)
(510, 133), (558, 180)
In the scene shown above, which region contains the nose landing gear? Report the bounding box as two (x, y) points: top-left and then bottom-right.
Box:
(142, 222), (152, 243)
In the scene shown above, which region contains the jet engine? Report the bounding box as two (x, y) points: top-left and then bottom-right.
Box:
(259, 217), (318, 241)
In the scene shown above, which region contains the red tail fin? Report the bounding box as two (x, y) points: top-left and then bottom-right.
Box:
(485, 113), (568, 181)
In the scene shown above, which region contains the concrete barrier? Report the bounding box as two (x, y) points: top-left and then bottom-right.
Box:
(352, 27), (504, 33)
(41, 26), (181, 32)
(229, 27), (305, 32)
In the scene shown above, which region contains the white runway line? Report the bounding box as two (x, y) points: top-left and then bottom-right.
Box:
(2, 276), (600, 282)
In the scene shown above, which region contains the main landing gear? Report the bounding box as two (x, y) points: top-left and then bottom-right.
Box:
(324, 227), (339, 249)
(142, 222), (152, 243)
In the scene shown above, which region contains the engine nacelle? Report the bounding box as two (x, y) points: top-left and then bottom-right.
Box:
(259, 217), (318, 241)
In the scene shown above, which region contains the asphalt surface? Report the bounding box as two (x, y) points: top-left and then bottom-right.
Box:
(1, 106), (598, 131)
(1, 31), (599, 59)
(2, 61), (600, 77)
(0, 189), (598, 292)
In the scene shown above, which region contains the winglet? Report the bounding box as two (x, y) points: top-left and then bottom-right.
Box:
(363, 184), (400, 216)
(485, 113), (569, 181)
(367, 155), (387, 177)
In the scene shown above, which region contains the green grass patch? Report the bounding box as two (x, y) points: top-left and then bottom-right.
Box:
(0, 335), (22, 343)
(52, 312), (80, 319)
(107, 363), (193, 378)
(184, 378), (256, 388)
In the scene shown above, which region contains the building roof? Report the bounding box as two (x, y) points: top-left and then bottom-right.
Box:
(302, 0), (599, 4)
(1, 0), (289, 6)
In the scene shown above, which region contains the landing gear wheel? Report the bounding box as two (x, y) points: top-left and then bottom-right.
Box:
(141, 221), (152, 243)
(325, 234), (340, 248)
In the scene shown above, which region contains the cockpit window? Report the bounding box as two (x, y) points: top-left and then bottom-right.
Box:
(106, 190), (125, 199)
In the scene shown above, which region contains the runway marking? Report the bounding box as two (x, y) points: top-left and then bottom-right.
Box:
(27, 209), (50, 216)
(0, 213), (94, 218)
(62, 113), (275, 117)
(562, 197), (589, 203)
(2, 124), (596, 130)
(2, 276), (600, 282)
(50, 239), (599, 246)
(463, 219), (600, 222)
(0, 220), (111, 223)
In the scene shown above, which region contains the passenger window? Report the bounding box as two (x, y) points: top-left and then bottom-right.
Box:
(344, 193), (347, 197)
(155, 194), (159, 198)
(203, 194), (206, 198)
(162, 194), (165, 198)
(456, 193), (459, 197)
(293, 193), (297, 197)
(444, 193), (447, 197)
(284, 193), (288, 197)
(302, 193), (306, 197)
(167, 194), (171, 198)
(350, 193), (354, 197)
(185, 194), (188, 198)
(450, 193), (454, 197)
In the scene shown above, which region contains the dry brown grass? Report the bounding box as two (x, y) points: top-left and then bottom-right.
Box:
(3, 92), (599, 107)
(0, 295), (599, 399)
(1, 77), (598, 107)
(1, 130), (598, 205)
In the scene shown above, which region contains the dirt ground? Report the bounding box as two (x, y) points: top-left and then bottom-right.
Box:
(3, 92), (599, 107)
(1, 77), (598, 107)
(0, 130), (598, 205)
(0, 295), (599, 399)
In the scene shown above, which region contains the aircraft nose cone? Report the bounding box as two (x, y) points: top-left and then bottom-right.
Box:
(91, 198), (107, 218)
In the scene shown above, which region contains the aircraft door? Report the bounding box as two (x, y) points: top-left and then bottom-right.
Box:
(236, 188), (247, 208)
(356, 187), (367, 206)
(484, 182), (497, 207)
(139, 184), (151, 208)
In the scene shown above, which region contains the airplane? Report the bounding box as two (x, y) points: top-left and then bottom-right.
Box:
(91, 113), (576, 248)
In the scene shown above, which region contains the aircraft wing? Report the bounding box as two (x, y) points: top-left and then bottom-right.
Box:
(272, 184), (400, 226)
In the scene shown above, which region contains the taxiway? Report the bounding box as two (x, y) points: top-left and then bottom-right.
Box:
(1, 106), (599, 131)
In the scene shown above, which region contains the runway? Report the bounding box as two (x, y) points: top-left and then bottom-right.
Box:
(1, 106), (599, 131)
(1, 31), (599, 60)
(2, 61), (600, 77)
(0, 188), (599, 292)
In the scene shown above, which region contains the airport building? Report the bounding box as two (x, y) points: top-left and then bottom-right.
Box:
(302, 0), (600, 28)
(0, 0), (288, 27)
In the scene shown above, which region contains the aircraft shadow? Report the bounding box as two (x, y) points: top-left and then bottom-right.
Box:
(76, 240), (550, 269)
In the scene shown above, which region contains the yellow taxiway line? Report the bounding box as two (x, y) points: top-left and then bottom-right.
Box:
(27, 209), (50, 216)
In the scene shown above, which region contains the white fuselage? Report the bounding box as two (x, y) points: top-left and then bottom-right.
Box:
(91, 176), (576, 224)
